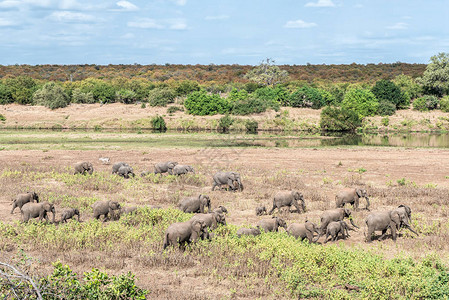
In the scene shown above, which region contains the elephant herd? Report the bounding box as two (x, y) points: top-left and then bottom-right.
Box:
(9, 159), (419, 249)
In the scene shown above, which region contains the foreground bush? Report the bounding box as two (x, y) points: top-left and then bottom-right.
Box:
(440, 96), (449, 112)
(320, 106), (362, 131)
(184, 90), (230, 115)
(288, 86), (324, 108)
(371, 79), (408, 109)
(151, 115), (167, 132)
(341, 88), (379, 118)
(148, 87), (176, 107)
(413, 95), (439, 111)
(33, 82), (70, 110)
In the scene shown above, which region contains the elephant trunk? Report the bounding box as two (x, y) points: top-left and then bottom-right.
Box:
(312, 229), (321, 243)
(349, 218), (359, 229)
(365, 197), (370, 210)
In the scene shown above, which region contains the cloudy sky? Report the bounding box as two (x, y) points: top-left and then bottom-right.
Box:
(0, 0), (448, 65)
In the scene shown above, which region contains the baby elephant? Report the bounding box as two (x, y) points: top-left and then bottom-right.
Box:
(92, 200), (121, 222)
(255, 206), (267, 216)
(154, 161), (178, 175)
(237, 227), (261, 237)
(74, 162), (94, 175)
(213, 206), (228, 214)
(61, 208), (80, 223)
(287, 221), (321, 243)
(179, 195), (211, 214)
(172, 164), (194, 176)
(324, 220), (353, 243)
(11, 192), (39, 214)
(257, 216), (287, 232)
(21, 201), (55, 223)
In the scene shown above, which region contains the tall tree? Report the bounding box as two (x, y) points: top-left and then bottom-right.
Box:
(418, 52), (449, 96)
(244, 58), (289, 86)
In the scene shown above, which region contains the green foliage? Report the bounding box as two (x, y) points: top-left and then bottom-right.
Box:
(381, 116), (390, 126)
(243, 82), (263, 93)
(167, 106), (184, 114)
(115, 89), (137, 104)
(318, 88), (337, 106)
(288, 86), (324, 108)
(218, 115), (234, 133)
(328, 83), (350, 105)
(230, 96), (279, 115)
(393, 74), (421, 101)
(245, 120), (258, 134)
(71, 88), (95, 104)
(413, 95), (439, 112)
(184, 90), (230, 115)
(0, 114), (5, 121)
(33, 82), (70, 110)
(440, 96), (449, 112)
(4, 76), (39, 105)
(320, 106), (362, 131)
(341, 88), (379, 118)
(252, 86), (289, 105)
(151, 115), (167, 132)
(148, 87), (176, 107)
(371, 79), (408, 109)
(418, 52), (449, 96)
(171, 80), (200, 96)
(244, 58), (289, 86)
(377, 100), (396, 116)
(0, 82), (13, 104)
(227, 88), (249, 102)
(75, 78), (116, 103)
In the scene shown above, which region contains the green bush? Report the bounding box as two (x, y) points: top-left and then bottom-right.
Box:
(371, 79), (408, 109)
(167, 106), (184, 114)
(33, 82), (70, 110)
(413, 95), (439, 112)
(377, 100), (396, 116)
(381, 117), (390, 126)
(252, 86), (289, 105)
(320, 106), (362, 131)
(341, 88), (379, 118)
(172, 80), (200, 96)
(288, 86), (324, 109)
(184, 90), (230, 115)
(318, 88), (337, 106)
(218, 115), (233, 133)
(148, 87), (176, 107)
(230, 97), (279, 115)
(0, 82), (13, 104)
(4, 76), (39, 105)
(115, 89), (137, 104)
(393, 74), (422, 102)
(440, 96), (449, 112)
(243, 82), (263, 93)
(151, 115), (167, 132)
(71, 88), (95, 104)
(0, 114), (5, 121)
(245, 120), (258, 134)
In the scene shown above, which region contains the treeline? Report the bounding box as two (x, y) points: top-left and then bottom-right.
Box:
(0, 63), (425, 84)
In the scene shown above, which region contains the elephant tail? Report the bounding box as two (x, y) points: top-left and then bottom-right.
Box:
(163, 232), (170, 249)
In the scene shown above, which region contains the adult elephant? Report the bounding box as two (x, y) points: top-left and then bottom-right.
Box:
(237, 227), (261, 237)
(179, 195), (211, 213)
(324, 221), (354, 243)
(154, 161), (178, 175)
(391, 205), (418, 236)
(11, 192), (39, 214)
(163, 219), (207, 249)
(365, 210), (401, 242)
(287, 220), (321, 243)
(257, 216), (287, 232)
(112, 162), (129, 174)
(74, 162), (94, 175)
(269, 190), (305, 215)
(190, 212), (226, 239)
(92, 200), (121, 222)
(21, 201), (55, 223)
(320, 208), (359, 234)
(335, 188), (370, 211)
(117, 165), (135, 178)
(61, 208), (80, 223)
(211, 171), (243, 192)
(172, 164), (194, 176)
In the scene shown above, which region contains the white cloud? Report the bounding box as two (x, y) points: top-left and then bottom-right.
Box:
(0, 1), (21, 8)
(128, 18), (164, 29)
(305, 0), (335, 7)
(174, 0), (186, 5)
(387, 22), (408, 30)
(169, 19), (187, 30)
(0, 17), (15, 26)
(116, 1), (138, 11)
(284, 19), (317, 28)
(48, 11), (96, 22)
(205, 15), (229, 21)
(121, 33), (135, 39)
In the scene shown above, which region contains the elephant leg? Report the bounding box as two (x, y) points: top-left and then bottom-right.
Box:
(268, 204), (276, 215)
(227, 179), (235, 191)
(211, 182), (218, 191)
(390, 224), (397, 241)
(366, 228), (374, 243)
(293, 203), (302, 213)
(103, 213), (109, 222)
(306, 231), (313, 243)
(354, 199), (359, 211)
(10, 203), (17, 214)
(379, 229), (388, 240)
(324, 232), (330, 243)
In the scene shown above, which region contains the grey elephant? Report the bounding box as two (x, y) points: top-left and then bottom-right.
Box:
(11, 192), (39, 214)
(365, 210), (401, 242)
(92, 200), (121, 222)
(154, 161), (178, 175)
(391, 205), (418, 236)
(335, 188), (370, 211)
(112, 206), (138, 220)
(287, 221), (321, 243)
(117, 165), (135, 178)
(179, 195), (211, 213)
(213, 206), (228, 214)
(212, 171), (243, 192)
(21, 201), (55, 223)
(256, 206), (267, 216)
(190, 212), (226, 239)
(112, 162), (129, 174)
(269, 190), (306, 215)
(320, 208), (359, 234)
(237, 227), (261, 237)
(163, 219), (207, 249)
(61, 208), (80, 223)
(74, 162), (94, 175)
(324, 221), (354, 243)
(172, 164), (195, 176)
(257, 216), (287, 232)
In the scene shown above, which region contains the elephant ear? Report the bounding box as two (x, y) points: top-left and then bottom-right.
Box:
(390, 211), (401, 226)
(344, 208), (351, 216)
(356, 189), (362, 198)
(192, 220), (203, 232)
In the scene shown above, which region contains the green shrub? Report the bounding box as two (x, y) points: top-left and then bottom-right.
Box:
(252, 86), (289, 105)
(148, 87), (176, 107)
(227, 88), (249, 102)
(184, 90), (230, 115)
(341, 88), (379, 118)
(151, 115), (167, 132)
(393, 74), (422, 102)
(71, 88), (95, 104)
(243, 82), (262, 93)
(167, 106), (184, 114)
(288, 86), (324, 108)
(377, 100), (396, 116)
(372, 79), (408, 109)
(230, 97), (279, 115)
(318, 88), (337, 106)
(245, 120), (258, 134)
(172, 80), (200, 96)
(320, 106), (362, 131)
(413, 95), (439, 112)
(4, 76), (39, 105)
(0, 82), (13, 104)
(115, 89), (137, 104)
(33, 82), (70, 110)
(381, 117), (390, 126)
(0, 114), (5, 121)
(440, 96), (449, 112)
(218, 115), (234, 133)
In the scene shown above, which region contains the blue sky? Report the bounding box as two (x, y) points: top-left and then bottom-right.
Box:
(0, 0), (448, 65)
